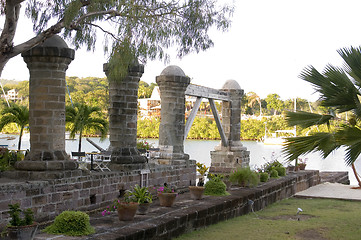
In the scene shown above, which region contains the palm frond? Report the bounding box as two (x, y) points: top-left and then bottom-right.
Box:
(335, 125), (361, 166)
(282, 132), (339, 161)
(285, 111), (333, 128)
(300, 65), (360, 114)
(337, 46), (361, 88)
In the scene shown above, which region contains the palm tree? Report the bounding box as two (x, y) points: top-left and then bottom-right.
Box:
(66, 103), (108, 152)
(247, 92), (262, 116)
(0, 104), (29, 151)
(283, 46), (361, 187)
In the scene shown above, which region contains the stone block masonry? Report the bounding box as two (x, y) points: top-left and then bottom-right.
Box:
(33, 170), (328, 240)
(0, 162), (196, 230)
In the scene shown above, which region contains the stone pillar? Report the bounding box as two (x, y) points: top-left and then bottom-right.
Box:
(17, 35), (77, 171)
(156, 65), (190, 164)
(104, 63), (147, 164)
(210, 80), (250, 174)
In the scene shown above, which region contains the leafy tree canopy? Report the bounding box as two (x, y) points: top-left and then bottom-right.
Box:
(0, 0), (234, 79)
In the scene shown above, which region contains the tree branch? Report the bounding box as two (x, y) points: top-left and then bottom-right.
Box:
(9, 20), (65, 59)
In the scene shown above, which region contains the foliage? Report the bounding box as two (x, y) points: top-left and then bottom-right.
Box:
(125, 185), (153, 204)
(0, 104), (29, 150)
(137, 117), (160, 138)
(282, 46), (361, 186)
(259, 172), (269, 182)
(8, 203), (34, 227)
(65, 77), (109, 112)
(0, 1), (233, 81)
(187, 117), (220, 140)
(265, 93), (284, 115)
(204, 179), (228, 196)
(264, 160), (283, 174)
(274, 166), (286, 176)
(155, 183), (177, 194)
(196, 162), (209, 186)
(43, 211), (94, 236)
(270, 169), (279, 178)
(102, 185), (153, 216)
(229, 167), (259, 188)
(136, 139), (153, 150)
(138, 81), (156, 99)
(66, 103), (108, 152)
(0, 148), (24, 171)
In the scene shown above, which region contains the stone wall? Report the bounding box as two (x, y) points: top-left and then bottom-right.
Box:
(0, 162), (196, 229)
(41, 170), (323, 240)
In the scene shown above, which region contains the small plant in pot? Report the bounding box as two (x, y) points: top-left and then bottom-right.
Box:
(156, 183), (177, 207)
(126, 185), (153, 215)
(6, 203), (38, 240)
(102, 189), (140, 221)
(189, 162), (209, 200)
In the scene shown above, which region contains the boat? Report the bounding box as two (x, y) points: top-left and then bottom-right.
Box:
(263, 129), (296, 145)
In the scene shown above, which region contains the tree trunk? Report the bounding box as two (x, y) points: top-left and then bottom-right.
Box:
(78, 129), (83, 152)
(351, 163), (361, 188)
(18, 126), (23, 151)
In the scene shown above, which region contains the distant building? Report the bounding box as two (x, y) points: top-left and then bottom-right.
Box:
(138, 87), (161, 118)
(1, 89), (20, 101)
(137, 86), (215, 118)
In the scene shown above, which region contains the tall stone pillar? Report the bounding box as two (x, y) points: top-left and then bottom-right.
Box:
(210, 80), (250, 174)
(104, 63), (147, 164)
(156, 65), (190, 164)
(17, 35), (77, 171)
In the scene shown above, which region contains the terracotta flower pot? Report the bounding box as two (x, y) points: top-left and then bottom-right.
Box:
(189, 186), (205, 200)
(158, 193), (177, 207)
(137, 202), (151, 215)
(7, 223), (38, 240)
(117, 202), (139, 221)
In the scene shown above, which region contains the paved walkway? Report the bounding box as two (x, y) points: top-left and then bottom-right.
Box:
(295, 182), (361, 201)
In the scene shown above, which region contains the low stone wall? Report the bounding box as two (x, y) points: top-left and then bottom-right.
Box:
(0, 161), (196, 229)
(35, 170), (323, 239)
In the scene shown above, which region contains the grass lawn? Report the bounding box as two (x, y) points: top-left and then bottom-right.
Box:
(176, 197), (361, 240)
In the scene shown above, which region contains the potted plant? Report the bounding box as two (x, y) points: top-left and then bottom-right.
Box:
(297, 158), (307, 170)
(102, 190), (139, 221)
(126, 185), (153, 215)
(6, 203), (38, 240)
(156, 183), (177, 207)
(189, 162), (209, 200)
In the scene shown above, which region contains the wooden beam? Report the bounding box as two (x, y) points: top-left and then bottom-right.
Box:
(184, 97), (203, 141)
(185, 84), (230, 101)
(209, 98), (228, 147)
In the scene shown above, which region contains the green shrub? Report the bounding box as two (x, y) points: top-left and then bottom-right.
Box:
(275, 166), (286, 176)
(43, 211), (95, 236)
(264, 159), (283, 174)
(259, 172), (269, 182)
(229, 167), (259, 187)
(8, 203), (34, 226)
(204, 180), (229, 196)
(270, 169), (279, 178)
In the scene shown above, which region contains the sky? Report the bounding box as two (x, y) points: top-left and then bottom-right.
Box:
(2, 0), (361, 101)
